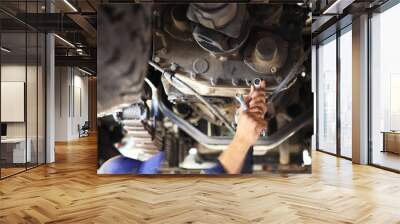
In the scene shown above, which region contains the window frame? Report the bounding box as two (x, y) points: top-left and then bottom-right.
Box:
(315, 23), (353, 160)
(367, 0), (400, 173)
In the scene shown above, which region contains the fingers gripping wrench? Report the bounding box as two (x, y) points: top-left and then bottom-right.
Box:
(235, 78), (266, 136)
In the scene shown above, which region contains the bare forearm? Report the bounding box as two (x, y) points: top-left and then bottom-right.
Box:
(218, 136), (251, 174)
(218, 80), (267, 174)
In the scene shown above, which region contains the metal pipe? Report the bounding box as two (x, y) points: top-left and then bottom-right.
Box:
(148, 61), (236, 133)
(269, 48), (311, 102)
(159, 90), (312, 148)
(144, 77), (313, 149)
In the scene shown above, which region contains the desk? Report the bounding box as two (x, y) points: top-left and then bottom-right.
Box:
(1, 138), (31, 163)
(382, 131), (400, 154)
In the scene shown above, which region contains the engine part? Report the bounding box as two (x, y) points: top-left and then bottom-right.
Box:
(117, 119), (161, 161)
(147, 77), (313, 149)
(192, 58), (209, 74)
(186, 3), (248, 38)
(164, 6), (192, 41)
(98, 3), (312, 174)
(121, 102), (148, 121)
(244, 32), (288, 75)
(153, 5), (306, 98)
(179, 147), (217, 170)
(188, 3), (237, 30)
(192, 23), (249, 54)
(149, 61), (235, 133)
(268, 47), (311, 102)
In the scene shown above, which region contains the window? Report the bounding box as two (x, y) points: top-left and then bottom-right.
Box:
(317, 36), (337, 154)
(339, 28), (352, 158)
(370, 2), (400, 171)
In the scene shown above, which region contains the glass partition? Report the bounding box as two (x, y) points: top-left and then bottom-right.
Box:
(26, 0), (42, 169)
(38, 32), (45, 165)
(27, 30), (38, 169)
(1, 30), (28, 177)
(0, 1), (46, 179)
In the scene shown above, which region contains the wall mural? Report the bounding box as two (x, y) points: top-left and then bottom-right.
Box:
(97, 3), (313, 175)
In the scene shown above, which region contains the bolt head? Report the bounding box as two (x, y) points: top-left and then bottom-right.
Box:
(170, 63), (178, 71)
(232, 79), (238, 86)
(190, 72), (197, 80)
(219, 56), (227, 61)
(210, 78), (217, 86)
(245, 79), (252, 86)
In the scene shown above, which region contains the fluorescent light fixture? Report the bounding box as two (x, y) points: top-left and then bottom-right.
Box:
(63, 0), (78, 12)
(323, 0), (355, 15)
(78, 67), (92, 76)
(323, 0), (341, 14)
(54, 34), (75, 48)
(1, 47), (11, 53)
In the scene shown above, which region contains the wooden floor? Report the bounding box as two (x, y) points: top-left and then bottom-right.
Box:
(1, 167), (26, 178)
(372, 150), (400, 171)
(1, 136), (400, 224)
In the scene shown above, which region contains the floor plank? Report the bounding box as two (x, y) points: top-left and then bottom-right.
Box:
(0, 135), (399, 224)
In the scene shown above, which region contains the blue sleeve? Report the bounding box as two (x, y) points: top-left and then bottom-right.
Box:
(203, 147), (254, 174)
(203, 160), (227, 174)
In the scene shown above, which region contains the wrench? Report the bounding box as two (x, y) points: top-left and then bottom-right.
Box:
(253, 78), (267, 136)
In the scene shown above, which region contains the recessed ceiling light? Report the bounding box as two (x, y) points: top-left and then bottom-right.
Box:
(322, 0), (354, 15)
(63, 0), (78, 12)
(54, 34), (75, 48)
(78, 67), (92, 76)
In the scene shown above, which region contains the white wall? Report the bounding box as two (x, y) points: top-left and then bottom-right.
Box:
(1, 65), (26, 139)
(54, 67), (89, 141)
(1, 65), (41, 138)
(1, 63), (46, 164)
(55, 67), (69, 141)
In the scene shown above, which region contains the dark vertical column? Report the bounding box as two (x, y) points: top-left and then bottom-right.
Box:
(315, 45), (320, 150)
(44, 0), (47, 164)
(0, 22), (2, 179)
(25, 0), (28, 171)
(336, 28), (341, 157)
(367, 12), (373, 165)
(36, 0), (39, 167)
(88, 77), (97, 133)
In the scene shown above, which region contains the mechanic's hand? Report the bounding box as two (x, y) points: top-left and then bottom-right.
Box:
(244, 80), (267, 118)
(235, 80), (268, 147)
(217, 80), (268, 174)
(235, 111), (267, 147)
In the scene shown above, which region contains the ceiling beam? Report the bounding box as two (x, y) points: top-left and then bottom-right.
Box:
(55, 55), (96, 70)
